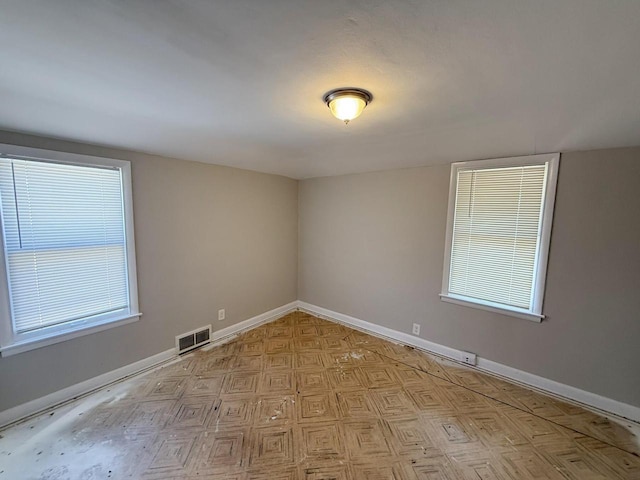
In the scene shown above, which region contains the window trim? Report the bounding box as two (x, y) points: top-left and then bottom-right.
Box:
(440, 153), (560, 322)
(0, 144), (141, 356)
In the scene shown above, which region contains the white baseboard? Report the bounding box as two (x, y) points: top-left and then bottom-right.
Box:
(205, 301), (298, 348)
(0, 301), (298, 430)
(5, 300), (636, 429)
(0, 348), (175, 430)
(297, 301), (640, 424)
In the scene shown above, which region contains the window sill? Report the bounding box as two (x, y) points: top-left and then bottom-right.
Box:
(0, 312), (142, 357)
(439, 294), (544, 323)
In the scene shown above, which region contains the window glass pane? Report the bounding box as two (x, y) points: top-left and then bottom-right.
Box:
(0, 158), (129, 333)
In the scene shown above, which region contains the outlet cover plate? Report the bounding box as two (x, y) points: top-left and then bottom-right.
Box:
(461, 351), (477, 365)
(218, 309), (225, 321)
(412, 323), (420, 336)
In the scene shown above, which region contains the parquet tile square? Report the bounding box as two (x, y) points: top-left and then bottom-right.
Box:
(296, 369), (331, 392)
(296, 351), (326, 369)
(168, 396), (217, 429)
(123, 399), (175, 433)
(441, 385), (493, 413)
(404, 383), (455, 417)
(267, 325), (294, 339)
(370, 388), (417, 417)
(336, 390), (379, 418)
(299, 422), (346, 459)
(394, 366), (431, 386)
(422, 415), (484, 454)
(242, 341), (266, 355)
(351, 350), (385, 366)
(144, 376), (187, 400)
(317, 324), (346, 337)
(265, 338), (293, 354)
(194, 354), (233, 374)
(254, 395), (294, 426)
(232, 354), (265, 371)
(192, 428), (249, 475)
(295, 337), (324, 352)
(463, 410), (528, 447)
(183, 374), (224, 397)
(295, 325), (320, 337)
(360, 366), (401, 389)
(298, 393), (339, 423)
(343, 419), (394, 459)
(222, 371), (260, 394)
(445, 368), (505, 397)
(143, 432), (198, 478)
(260, 370), (295, 393)
(324, 350), (360, 367)
(242, 328), (266, 343)
(383, 416), (440, 457)
(264, 353), (294, 370)
(506, 408), (575, 447)
(248, 426), (295, 468)
(322, 337), (350, 351)
(2, 311), (638, 480)
(213, 396), (256, 427)
(327, 367), (367, 390)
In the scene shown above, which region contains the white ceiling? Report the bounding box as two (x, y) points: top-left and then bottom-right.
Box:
(1, 1), (640, 179)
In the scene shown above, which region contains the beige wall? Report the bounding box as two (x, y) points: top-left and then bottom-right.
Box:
(1, 132), (638, 413)
(0, 131), (298, 412)
(298, 147), (640, 407)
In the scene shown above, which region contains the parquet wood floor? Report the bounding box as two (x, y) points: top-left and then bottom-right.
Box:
(1, 311), (638, 479)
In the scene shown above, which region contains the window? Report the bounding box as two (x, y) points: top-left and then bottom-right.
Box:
(0, 145), (140, 355)
(440, 154), (559, 322)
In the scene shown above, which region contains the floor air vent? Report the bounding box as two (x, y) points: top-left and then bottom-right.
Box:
(176, 325), (212, 354)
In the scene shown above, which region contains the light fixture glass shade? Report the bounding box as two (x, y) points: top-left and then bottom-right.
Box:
(324, 88), (372, 124)
(328, 95), (366, 122)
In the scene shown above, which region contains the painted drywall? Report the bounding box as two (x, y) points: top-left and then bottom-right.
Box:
(0, 131), (298, 412)
(298, 147), (640, 407)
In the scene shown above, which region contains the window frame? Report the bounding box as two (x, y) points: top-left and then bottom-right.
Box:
(440, 153), (560, 322)
(0, 144), (141, 356)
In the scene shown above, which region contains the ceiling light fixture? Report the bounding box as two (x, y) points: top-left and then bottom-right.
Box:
(323, 88), (372, 124)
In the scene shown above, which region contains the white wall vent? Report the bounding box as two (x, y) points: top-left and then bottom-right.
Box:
(176, 325), (212, 354)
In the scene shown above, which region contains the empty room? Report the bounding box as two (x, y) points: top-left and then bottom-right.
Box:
(0, 1), (639, 479)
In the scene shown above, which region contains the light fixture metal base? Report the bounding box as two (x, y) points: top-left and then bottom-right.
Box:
(323, 88), (373, 105)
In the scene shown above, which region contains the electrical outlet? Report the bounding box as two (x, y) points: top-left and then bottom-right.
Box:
(218, 309), (225, 321)
(412, 323), (420, 336)
(460, 351), (477, 365)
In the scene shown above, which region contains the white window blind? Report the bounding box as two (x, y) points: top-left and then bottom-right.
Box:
(0, 157), (129, 334)
(441, 154), (559, 321)
(449, 165), (546, 309)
